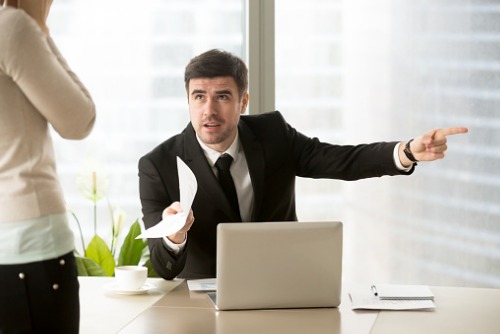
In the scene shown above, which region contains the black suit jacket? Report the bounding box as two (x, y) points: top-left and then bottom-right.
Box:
(138, 111), (412, 279)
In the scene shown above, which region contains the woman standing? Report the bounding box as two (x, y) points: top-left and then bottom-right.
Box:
(0, 0), (96, 332)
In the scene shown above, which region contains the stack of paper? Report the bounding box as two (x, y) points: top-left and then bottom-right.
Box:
(349, 284), (435, 311)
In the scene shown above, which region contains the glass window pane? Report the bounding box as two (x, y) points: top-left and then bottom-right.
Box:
(48, 0), (244, 246)
(276, 0), (500, 288)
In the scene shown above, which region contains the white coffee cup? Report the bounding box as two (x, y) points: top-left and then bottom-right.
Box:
(114, 266), (147, 291)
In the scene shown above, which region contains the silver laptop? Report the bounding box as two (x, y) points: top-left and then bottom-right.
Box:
(209, 221), (343, 311)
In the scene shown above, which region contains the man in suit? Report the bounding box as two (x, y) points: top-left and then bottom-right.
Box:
(138, 49), (468, 280)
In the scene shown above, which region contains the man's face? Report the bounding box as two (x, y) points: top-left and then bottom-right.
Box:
(188, 76), (248, 152)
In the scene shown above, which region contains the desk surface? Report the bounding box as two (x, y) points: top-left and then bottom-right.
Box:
(79, 277), (182, 334)
(79, 277), (500, 334)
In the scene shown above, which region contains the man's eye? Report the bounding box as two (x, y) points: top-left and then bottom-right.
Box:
(195, 95), (204, 100)
(218, 95), (229, 100)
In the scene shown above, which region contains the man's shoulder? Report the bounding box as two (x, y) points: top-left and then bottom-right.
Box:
(241, 110), (284, 121)
(240, 110), (287, 129)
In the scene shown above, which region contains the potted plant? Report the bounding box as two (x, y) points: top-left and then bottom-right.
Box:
(71, 161), (157, 277)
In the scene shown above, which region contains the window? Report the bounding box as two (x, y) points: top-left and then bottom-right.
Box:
(49, 0), (500, 287)
(49, 0), (244, 245)
(275, 0), (500, 287)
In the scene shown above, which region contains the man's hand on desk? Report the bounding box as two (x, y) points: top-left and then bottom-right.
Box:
(163, 201), (195, 244)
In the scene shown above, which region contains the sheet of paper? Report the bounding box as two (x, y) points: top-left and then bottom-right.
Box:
(136, 157), (197, 239)
(349, 288), (436, 311)
(187, 278), (217, 292)
(374, 284), (434, 300)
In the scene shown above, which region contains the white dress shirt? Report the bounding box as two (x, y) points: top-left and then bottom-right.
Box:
(197, 131), (254, 222)
(163, 131), (254, 253)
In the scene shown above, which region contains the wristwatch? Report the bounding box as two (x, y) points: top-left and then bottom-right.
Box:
(403, 139), (418, 163)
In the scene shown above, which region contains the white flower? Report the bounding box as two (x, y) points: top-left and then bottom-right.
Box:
(76, 160), (109, 203)
(112, 207), (126, 238)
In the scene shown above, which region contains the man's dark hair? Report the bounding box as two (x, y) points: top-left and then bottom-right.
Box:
(184, 49), (248, 98)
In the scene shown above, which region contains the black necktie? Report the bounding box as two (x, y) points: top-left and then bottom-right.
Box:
(215, 154), (241, 219)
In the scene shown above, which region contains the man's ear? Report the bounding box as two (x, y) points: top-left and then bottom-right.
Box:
(240, 92), (249, 114)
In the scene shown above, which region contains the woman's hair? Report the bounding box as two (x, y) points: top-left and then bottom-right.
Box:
(184, 49), (248, 98)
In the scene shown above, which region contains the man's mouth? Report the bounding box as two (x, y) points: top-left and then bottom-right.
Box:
(203, 119), (222, 128)
(204, 123), (219, 128)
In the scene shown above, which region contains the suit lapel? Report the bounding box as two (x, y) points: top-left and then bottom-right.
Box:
(182, 124), (241, 221)
(238, 120), (265, 221)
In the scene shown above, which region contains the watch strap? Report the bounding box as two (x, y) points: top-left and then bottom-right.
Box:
(403, 139), (418, 163)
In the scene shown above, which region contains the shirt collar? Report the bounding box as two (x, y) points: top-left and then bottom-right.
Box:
(196, 131), (240, 167)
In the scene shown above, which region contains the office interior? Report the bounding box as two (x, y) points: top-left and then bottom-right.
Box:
(49, 0), (499, 288)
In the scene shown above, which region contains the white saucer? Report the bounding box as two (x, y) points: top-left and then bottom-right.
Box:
(104, 282), (156, 295)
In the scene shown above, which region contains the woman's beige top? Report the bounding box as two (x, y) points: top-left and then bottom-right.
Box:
(0, 6), (96, 262)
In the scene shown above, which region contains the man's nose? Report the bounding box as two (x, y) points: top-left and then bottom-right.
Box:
(203, 98), (217, 116)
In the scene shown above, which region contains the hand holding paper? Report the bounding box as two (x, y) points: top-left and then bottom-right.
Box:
(136, 157), (198, 239)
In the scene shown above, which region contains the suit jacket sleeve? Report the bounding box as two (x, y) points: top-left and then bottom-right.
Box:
(290, 126), (412, 180)
(243, 111), (413, 182)
(138, 151), (187, 280)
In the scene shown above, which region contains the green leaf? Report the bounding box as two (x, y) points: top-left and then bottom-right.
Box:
(117, 219), (148, 266)
(143, 259), (160, 278)
(86, 235), (116, 276)
(138, 244), (159, 277)
(75, 255), (106, 276)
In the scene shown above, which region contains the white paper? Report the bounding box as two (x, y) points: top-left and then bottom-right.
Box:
(374, 284), (434, 300)
(349, 288), (436, 311)
(136, 157), (197, 239)
(187, 278), (217, 292)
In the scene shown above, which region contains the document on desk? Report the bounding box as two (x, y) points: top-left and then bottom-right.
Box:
(373, 284), (434, 300)
(349, 286), (436, 311)
(136, 157), (197, 239)
(187, 278), (217, 292)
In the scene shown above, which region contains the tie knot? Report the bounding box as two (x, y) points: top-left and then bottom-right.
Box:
(215, 154), (233, 171)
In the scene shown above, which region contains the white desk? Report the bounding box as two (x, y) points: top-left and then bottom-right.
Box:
(79, 277), (500, 334)
(78, 277), (182, 334)
(370, 286), (500, 334)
